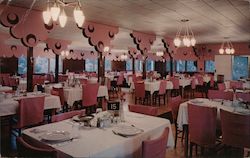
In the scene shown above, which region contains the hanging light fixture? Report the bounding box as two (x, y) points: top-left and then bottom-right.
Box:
(59, 8), (67, 27)
(50, 2), (60, 21)
(120, 54), (128, 60)
(219, 37), (235, 55)
(42, 0), (85, 28)
(42, 3), (51, 24)
(156, 51), (164, 57)
(174, 19), (196, 47)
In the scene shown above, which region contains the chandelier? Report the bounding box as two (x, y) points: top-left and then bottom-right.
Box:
(173, 19), (196, 47)
(120, 54), (128, 60)
(156, 51), (164, 57)
(42, 0), (85, 28)
(219, 38), (235, 55)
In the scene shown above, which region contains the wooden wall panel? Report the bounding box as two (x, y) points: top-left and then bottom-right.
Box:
(63, 59), (84, 73)
(0, 57), (18, 74)
(111, 61), (126, 71)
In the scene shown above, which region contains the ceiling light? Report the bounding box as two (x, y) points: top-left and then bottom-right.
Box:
(121, 54), (128, 60)
(42, 0), (84, 28)
(59, 9), (67, 27)
(42, 4), (51, 24)
(156, 51), (164, 57)
(219, 37), (235, 55)
(174, 19), (196, 47)
(103, 46), (110, 52)
(61, 51), (65, 56)
(50, 3), (60, 21)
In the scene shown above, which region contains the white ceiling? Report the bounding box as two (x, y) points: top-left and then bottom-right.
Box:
(1, 0), (250, 53)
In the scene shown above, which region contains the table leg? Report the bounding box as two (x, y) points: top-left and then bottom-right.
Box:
(183, 124), (189, 158)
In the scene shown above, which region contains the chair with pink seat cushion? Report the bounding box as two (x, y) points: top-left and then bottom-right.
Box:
(134, 82), (149, 105)
(170, 77), (180, 97)
(52, 87), (68, 112)
(154, 80), (167, 106)
(16, 136), (57, 158)
(13, 96), (45, 135)
(169, 95), (183, 148)
(51, 110), (85, 123)
(208, 90), (233, 100)
(188, 103), (217, 157)
(116, 74), (124, 90)
(236, 92), (250, 102)
(220, 109), (250, 150)
(82, 83), (99, 114)
(128, 104), (158, 116)
(218, 83), (226, 91)
(142, 127), (169, 158)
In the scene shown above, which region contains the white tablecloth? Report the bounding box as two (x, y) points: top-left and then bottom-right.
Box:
(23, 111), (174, 158)
(45, 85), (109, 107)
(179, 78), (191, 88)
(0, 86), (12, 92)
(0, 94), (61, 117)
(177, 98), (250, 130)
(130, 80), (173, 94)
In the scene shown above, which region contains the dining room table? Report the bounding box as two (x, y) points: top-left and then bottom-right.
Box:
(0, 86), (12, 92)
(130, 80), (173, 105)
(44, 84), (109, 107)
(22, 110), (175, 158)
(177, 98), (250, 157)
(0, 92), (61, 117)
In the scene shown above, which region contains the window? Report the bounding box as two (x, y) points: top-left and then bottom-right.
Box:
(232, 56), (248, 80)
(85, 59), (97, 72)
(35, 57), (48, 73)
(126, 60), (132, 71)
(146, 60), (154, 71)
(205, 60), (215, 73)
(176, 60), (186, 72)
(49, 58), (63, 73)
(105, 59), (111, 71)
(166, 61), (171, 72)
(135, 60), (142, 72)
(18, 55), (27, 75)
(186, 61), (197, 72)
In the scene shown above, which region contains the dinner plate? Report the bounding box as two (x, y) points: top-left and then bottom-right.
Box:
(113, 124), (142, 136)
(40, 131), (71, 142)
(72, 115), (94, 122)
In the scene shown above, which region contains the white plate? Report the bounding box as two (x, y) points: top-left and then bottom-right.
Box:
(40, 131), (71, 142)
(113, 125), (142, 136)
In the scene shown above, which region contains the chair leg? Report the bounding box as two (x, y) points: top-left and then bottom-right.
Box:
(190, 142), (193, 157)
(174, 123), (178, 148)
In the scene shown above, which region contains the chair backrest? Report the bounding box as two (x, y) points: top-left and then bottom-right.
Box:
(134, 82), (145, 98)
(128, 104), (158, 116)
(218, 83), (226, 91)
(188, 103), (217, 146)
(169, 96), (182, 122)
(117, 74), (124, 86)
(52, 87), (64, 106)
(171, 77), (179, 89)
(208, 90), (233, 100)
(17, 96), (45, 128)
(142, 127), (169, 158)
(106, 78), (111, 90)
(79, 79), (88, 85)
(51, 110), (85, 123)
(9, 78), (18, 87)
(82, 83), (99, 107)
(159, 80), (167, 95)
(197, 76), (204, 85)
(2, 76), (10, 86)
(16, 136), (57, 158)
(230, 81), (243, 89)
(220, 109), (250, 149)
(236, 92), (250, 102)
(191, 78), (196, 89)
(210, 75), (215, 87)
